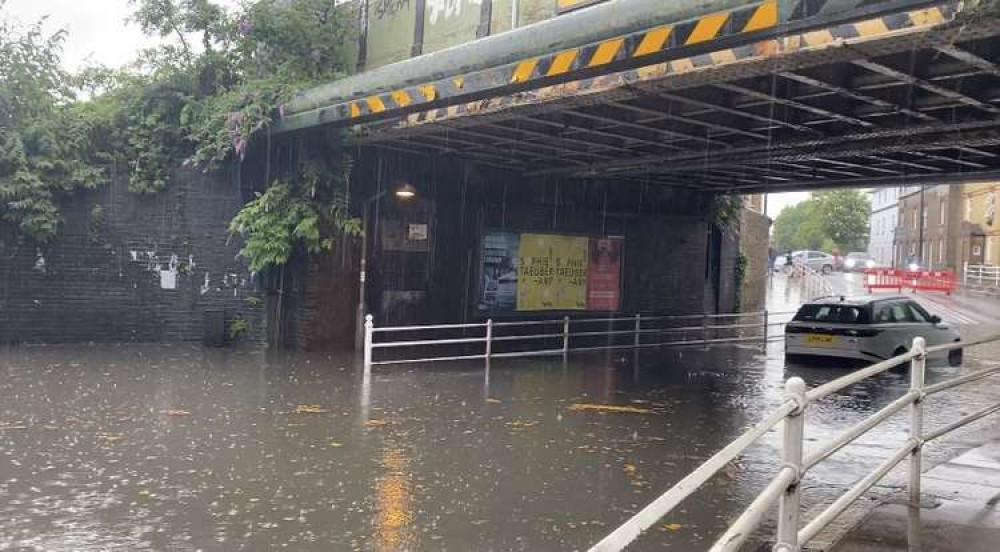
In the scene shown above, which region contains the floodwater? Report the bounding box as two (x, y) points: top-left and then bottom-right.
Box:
(3, 330), (1000, 551)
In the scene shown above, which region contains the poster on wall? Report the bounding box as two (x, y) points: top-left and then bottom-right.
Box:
(478, 232), (520, 312)
(478, 232), (623, 313)
(557, 0), (607, 13)
(587, 237), (622, 311)
(517, 234), (589, 311)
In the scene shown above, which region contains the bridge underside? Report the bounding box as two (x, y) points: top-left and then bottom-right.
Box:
(347, 5), (1000, 193)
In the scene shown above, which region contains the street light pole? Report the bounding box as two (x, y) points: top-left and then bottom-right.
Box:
(918, 185), (926, 267)
(355, 190), (386, 351)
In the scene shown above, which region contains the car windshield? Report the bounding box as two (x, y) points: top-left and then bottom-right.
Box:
(846, 253), (867, 259)
(794, 304), (870, 324)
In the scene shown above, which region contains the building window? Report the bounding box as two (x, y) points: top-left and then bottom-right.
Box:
(923, 209), (928, 230)
(988, 237), (996, 265)
(940, 202), (946, 226)
(912, 210), (918, 230)
(966, 197), (972, 221)
(939, 239), (944, 264)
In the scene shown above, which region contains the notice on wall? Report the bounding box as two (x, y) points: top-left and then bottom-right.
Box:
(587, 237), (622, 311)
(516, 234), (589, 311)
(478, 232), (520, 312)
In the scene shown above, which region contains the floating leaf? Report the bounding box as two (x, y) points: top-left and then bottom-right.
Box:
(567, 403), (652, 414)
(486, 398), (502, 404)
(364, 419), (387, 428)
(163, 409), (191, 417)
(295, 405), (329, 414)
(661, 523), (684, 532)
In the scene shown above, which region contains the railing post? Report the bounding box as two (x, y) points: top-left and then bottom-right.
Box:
(963, 261), (968, 285)
(485, 318), (494, 359)
(634, 314), (641, 348)
(909, 336), (927, 507)
(363, 314), (374, 372)
(702, 312), (709, 348)
(774, 377), (807, 552)
(563, 316), (570, 356)
(763, 310), (770, 341)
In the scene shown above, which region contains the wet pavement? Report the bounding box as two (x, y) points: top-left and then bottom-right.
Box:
(833, 441), (1000, 552)
(1, 275), (1000, 551)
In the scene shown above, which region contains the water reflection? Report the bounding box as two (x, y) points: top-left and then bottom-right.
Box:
(373, 446), (416, 551)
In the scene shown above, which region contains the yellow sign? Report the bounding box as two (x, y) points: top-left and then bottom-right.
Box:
(557, 0), (607, 13)
(517, 234), (589, 311)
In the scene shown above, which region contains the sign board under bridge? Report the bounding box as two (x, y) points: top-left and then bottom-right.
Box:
(478, 232), (622, 313)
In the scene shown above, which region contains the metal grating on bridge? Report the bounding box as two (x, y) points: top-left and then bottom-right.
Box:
(347, 2), (1000, 192)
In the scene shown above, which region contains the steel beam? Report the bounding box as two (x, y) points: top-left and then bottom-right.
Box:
(716, 82), (875, 128)
(852, 59), (1000, 115)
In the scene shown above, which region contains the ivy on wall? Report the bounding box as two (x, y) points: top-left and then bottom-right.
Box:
(1, 0), (361, 270)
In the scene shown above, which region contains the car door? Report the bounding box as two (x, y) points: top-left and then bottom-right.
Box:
(870, 300), (922, 357)
(904, 301), (950, 347)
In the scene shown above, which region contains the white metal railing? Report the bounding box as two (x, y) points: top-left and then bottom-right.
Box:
(588, 333), (1000, 552)
(964, 263), (1000, 287)
(363, 310), (796, 370)
(800, 264), (835, 300)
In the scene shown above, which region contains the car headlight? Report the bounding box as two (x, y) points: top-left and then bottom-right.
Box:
(908, 263), (920, 271)
(845, 259), (856, 268)
(865, 260), (875, 268)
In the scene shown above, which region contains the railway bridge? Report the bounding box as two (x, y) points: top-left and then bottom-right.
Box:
(261, 0), (1000, 346)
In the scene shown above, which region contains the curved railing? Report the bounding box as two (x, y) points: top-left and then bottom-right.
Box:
(589, 333), (1000, 552)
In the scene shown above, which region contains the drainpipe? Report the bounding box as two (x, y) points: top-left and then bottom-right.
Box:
(511, 0), (519, 29)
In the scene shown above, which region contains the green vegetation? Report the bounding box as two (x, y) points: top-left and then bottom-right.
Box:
(1, 0), (361, 270)
(0, 4), (104, 240)
(228, 315), (249, 340)
(773, 190), (871, 253)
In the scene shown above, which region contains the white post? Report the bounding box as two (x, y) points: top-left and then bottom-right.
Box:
(702, 313), (709, 348)
(485, 318), (494, 359)
(763, 310), (770, 341)
(563, 316), (570, 356)
(363, 314), (374, 372)
(774, 377), (807, 552)
(963, 261), (968, 286)
(634, 314), (641, 348)
(909, 336), (926, 507)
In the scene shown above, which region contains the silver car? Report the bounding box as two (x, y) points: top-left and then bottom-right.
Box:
(797, 250), (836, 275)
(785, 296), (962, 366)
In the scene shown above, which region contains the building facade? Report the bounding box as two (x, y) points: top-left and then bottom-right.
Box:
(895, 185), (964, 269)
(958, 183), (1000, 268)
(868, 186), (899, 266)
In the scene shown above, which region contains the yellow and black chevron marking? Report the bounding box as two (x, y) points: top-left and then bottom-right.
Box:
(333, 0), (954, 127)
(341, 1), (779, 123)
(399, 2), (957, 129)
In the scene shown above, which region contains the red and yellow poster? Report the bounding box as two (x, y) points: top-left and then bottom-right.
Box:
(587, 237), (622, 311)
(516, 234), (589, 311)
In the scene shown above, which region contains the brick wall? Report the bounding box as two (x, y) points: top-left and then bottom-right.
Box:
(739, 208), (771, 313)
(0, 166), (262, 345)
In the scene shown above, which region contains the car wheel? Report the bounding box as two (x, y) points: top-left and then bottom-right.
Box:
(948, 348), (963, 367)
(821, 265), (833, 275)
(890, 347), (909, 372)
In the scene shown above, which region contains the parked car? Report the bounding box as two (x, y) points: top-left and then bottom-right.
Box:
(843, 252), (876, 272)
(796, 250), (836, 275)
(785, 296), (962, 366)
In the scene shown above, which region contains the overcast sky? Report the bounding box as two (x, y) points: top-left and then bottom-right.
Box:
(4, 0), (238, 71)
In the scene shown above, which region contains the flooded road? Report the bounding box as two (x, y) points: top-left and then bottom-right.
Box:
(3, 335), (1000, 551)
(3, 276), (1000, 551)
